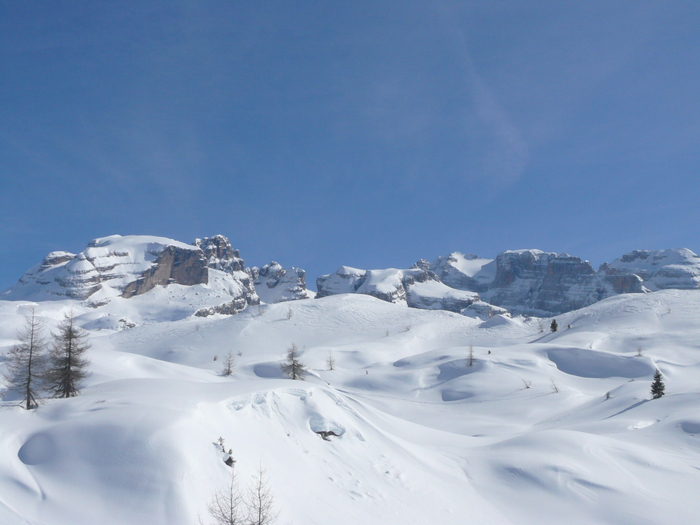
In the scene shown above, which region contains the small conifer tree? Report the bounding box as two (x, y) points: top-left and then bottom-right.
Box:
(44, 311), (91, 398)
(650, 369), (665, 399)
(550, 319), (558, 332)
(280, 343), (307, 380)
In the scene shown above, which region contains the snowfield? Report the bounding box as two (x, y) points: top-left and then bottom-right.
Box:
(1, 289), (700, 524)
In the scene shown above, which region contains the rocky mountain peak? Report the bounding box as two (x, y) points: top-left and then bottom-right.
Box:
(193, 235), (245, 273)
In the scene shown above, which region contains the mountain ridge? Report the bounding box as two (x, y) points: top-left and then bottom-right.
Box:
(3, 234), (699, 319)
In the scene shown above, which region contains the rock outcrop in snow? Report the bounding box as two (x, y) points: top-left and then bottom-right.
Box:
(194, 235), (245, 273)
(252, 262), (313, 303)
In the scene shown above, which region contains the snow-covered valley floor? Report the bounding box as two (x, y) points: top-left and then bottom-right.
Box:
(2, 290), (700, 524)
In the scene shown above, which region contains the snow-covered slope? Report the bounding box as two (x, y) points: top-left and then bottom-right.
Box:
(2, 286), (700, 524)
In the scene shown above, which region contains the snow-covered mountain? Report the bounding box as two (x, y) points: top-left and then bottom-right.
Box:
(318, 248), (700, 317)
(6, 235), (699, 320)
(2, 276), (700, 524)
(607, 248), (700, 291)
(480, 249), (646, 316)
(2, 235), (210, 302)
(429, 252), (495, 292)
(1, 234), (321, 323)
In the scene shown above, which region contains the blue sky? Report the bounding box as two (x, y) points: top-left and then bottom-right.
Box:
(1, 1), (699, 292)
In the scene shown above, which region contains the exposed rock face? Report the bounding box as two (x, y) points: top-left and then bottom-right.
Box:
(121, 245), (209, 298)
(194, 235), (245, 273)
(429, 253), (494, 293)
(481, 250), (645, 316)
(194, 296), (251, 317)
(607, 249), (700, 291)
(2, 235), (209, 301)
(2, 235), (264, 316)
(253, 261), (312, 303)
(316, 266), (478, 312)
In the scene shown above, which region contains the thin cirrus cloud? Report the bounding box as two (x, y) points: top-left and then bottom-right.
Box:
(436, 4), (529, 188)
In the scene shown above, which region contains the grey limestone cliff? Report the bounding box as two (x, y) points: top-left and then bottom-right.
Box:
(121, 245), (209, 298)
(480, 250), (645, 316)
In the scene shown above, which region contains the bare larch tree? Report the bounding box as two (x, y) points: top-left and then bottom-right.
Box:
(44, 311), (91, 398)
(280, 343), (307, 380)
(245, 465), (279, 525)
(3, 308), (46, 409)
(208, 464), (244, 525)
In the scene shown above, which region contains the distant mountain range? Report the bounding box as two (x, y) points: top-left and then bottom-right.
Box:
(3, 234), (699, 319)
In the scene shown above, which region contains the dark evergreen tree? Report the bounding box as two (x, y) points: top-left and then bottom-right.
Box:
(3, 309), (46, 409)
(650, 369), (665, 399)
(550, 319), (558, 332)
(280, 343), (307, 380)
(45, 311), (91, 398)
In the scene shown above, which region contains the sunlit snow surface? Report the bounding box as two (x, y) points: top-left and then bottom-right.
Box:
(1, 289), (700, 524)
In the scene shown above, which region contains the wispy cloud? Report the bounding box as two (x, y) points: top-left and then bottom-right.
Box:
(436, 3), (529, 187)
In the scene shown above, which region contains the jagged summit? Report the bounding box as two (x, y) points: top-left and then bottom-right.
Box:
(194, 235), (245, 273)
(3, 234), (699, 320)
